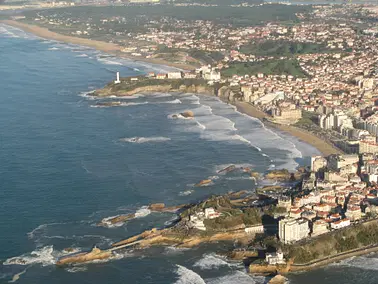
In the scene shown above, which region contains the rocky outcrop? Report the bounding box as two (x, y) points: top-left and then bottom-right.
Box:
(268, 275), (288, 284)
(217, 165), (236, 174)
(95, 84), (214, 97)
(250, 172), (261, 178)
(95, 101), (123, 107)
(97, 213), (135, 227)
(265, 169), (292, 181)
(195, 179), (212, 187)
(181, 111), (194, 118)
(56, 247), (112, 266)
(227, 249), (258, 260)
(149, 203), (166, 211)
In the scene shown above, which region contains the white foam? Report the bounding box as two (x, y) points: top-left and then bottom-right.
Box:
(160, 99), (182, 104)
(79, 90), (97, 101)
(48, 47), (60, 51)
(65, 266), (88, 273)
(119, 136), (171, 144)
(4, 246), (55, 266)
(193, 253), (230, 270)
(164, 215), (180, 226)
(99, 215), (126, 228)
(163, 246), (190, 255)
(135, 206), (151, 218)
(331, 255), (378, 271)
(206, 271), (266, 284)
(179, 190), (194, 196)
(168, 113), (194, 120)
(215, 163), (254, 173)
(9, 268), (27, 283)
(91, 102), (148, 108)
(75, 53), (89, 58)
(96, 57), (123, 66)
(174, 265), (206, 284)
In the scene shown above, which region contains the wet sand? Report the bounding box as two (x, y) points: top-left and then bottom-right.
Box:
(1, 20), (196, 71)
(234, 101), (343, 156)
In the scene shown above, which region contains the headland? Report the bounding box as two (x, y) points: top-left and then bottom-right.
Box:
(93, 73), (342, 157)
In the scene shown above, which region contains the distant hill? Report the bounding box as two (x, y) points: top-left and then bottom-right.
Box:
(175, 0), (264, 5)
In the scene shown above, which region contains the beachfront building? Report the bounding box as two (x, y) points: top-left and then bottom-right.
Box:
(265, 249), (286, 265)
(278, 218), (309, 244)
(245, 225), (264, 234)
(330, 218), (351, 230)
(328, 154), (359, 171)
(204, 207), (221, 219)
(312, 219), (329, 236)
(167, 72), (182, 79)
(189, 214), (206, 231)
(278, 196), (292, 212)
(345, 206), (362, 221)
(311, 156), (328, 172)
(188, 207), (221, 231)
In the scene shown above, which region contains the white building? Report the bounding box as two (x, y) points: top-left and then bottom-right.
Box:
(204, 207), (221, 219)
(330, 218), (351, 230)
(203, 70), (221, 81)
(265, 250), (286, 265)
(279, 218), (309, 244)
(312, 219), (329, 236)
(189, 215), (206, 231)
(245, 225), (264, 234)
(167, 72), (182, 79)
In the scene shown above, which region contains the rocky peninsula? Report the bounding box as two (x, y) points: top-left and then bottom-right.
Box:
(94, 77), (216, 97)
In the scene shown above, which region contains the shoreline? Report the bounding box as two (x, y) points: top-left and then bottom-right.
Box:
(2, 19), (341, 157)
(233, 101), (343, 156)
(1, 20), (196, 71)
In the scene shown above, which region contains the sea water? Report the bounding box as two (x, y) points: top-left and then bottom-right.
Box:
(0, 24), (370, 284)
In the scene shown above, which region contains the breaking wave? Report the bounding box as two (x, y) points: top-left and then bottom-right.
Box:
(174, 265), (206, 284)
(4, 246), (56, 266)
(193, 253), (230, 270)
(206, 271), (266, 284)
(135, 206), (151, 218)
(179, 190), (194, 196)
(119, 137), (171, 144)
(91, 102), (148, 108)
(331, 254), (378, 271)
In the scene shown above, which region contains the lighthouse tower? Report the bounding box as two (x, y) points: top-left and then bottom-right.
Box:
(114, 71), (121, 84)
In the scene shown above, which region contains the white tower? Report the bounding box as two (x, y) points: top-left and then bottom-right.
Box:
(114, 72), (121, 84)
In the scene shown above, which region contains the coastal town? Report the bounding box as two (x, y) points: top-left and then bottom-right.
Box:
(5, 1), (378, 283)
(12, 2), (378, 155)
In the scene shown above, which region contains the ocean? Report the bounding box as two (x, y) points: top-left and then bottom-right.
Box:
(0, 23), (374, 284)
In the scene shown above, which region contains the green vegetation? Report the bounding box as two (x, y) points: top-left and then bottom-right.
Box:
(221, 59), (307, 78)
(294, 110), (319, 129)
(204, 214), (244, 231)
(22, 4), (311, 28)
(284, 221), (378, 264)
(107, 77), (209, 93)
(188, 50), (224, 65)
(176, 0), (263, 5)
(240, 41), (331, 57)
(243, 208), (263, 226)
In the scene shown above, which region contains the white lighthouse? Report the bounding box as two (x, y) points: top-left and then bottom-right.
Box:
(114, 71), (121, 84)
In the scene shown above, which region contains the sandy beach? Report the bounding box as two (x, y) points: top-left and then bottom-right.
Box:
(234, 101), (343, 156)
(1, 20), (196, 71)
(3, 20), (342, 157)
